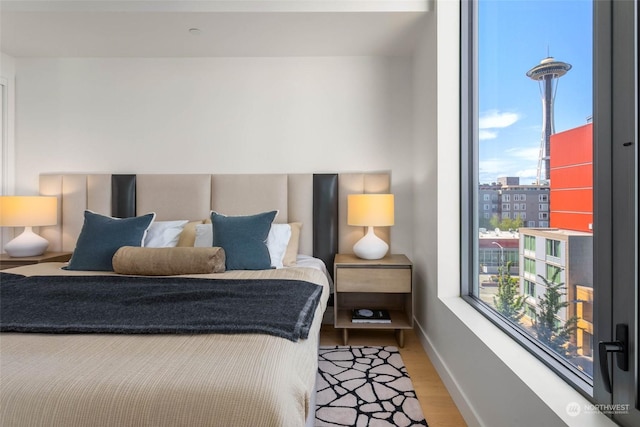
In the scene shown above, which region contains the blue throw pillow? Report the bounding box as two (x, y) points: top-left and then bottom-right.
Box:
(211, 210), (277, 270)
(67, 210), (156, 271)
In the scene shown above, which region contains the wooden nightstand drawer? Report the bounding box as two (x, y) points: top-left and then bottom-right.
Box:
(336, 267), (411, 293)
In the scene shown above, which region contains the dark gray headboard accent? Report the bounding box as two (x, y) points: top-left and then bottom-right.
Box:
(313, 174), (339, 280)
(111, 175), (137, 218)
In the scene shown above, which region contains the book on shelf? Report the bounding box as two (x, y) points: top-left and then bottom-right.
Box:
(351, 308), (391, 323)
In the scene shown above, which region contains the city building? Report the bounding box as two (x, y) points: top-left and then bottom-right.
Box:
(519, 228), (593, 370)
(550, 122), (594, 232)
(479, 178), (550, 229)
(479, 228), (519, 275)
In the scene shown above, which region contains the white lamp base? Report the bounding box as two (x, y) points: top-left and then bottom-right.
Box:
(353, 226), (389, 260)
(4, 226), (50, 257)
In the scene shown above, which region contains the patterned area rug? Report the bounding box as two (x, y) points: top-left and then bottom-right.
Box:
(315, 346), (428, 427)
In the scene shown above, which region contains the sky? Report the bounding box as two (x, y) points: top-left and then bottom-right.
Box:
(478, 0), (593, 185)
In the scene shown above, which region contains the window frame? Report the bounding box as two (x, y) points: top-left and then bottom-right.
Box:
(459, 0), (593, 397)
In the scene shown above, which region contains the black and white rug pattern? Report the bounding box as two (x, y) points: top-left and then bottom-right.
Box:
(315, 346), (428, 427)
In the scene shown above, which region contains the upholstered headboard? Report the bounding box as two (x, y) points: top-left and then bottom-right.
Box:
(39, 172), (390, 273)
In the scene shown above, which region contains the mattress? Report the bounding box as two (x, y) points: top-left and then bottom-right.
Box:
(0, 262), (330, 427)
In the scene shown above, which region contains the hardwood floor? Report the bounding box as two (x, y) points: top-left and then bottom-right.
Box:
(320, 325), (467, 427)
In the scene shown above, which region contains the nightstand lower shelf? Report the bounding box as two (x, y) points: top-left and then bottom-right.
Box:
(335, 309), (411, 329)
(335, 309), (412, 347)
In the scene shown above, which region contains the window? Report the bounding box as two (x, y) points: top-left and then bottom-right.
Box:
(483, 203), (490, 210)
(483, 194), (490, 201)
(546, 264), (562, 284)
(524, 258), (536, 276)
(546, 239), (561, 258)
(524, 235), (535, 251)
(462, 0), (600, 401)
(524, 280), (536, 298)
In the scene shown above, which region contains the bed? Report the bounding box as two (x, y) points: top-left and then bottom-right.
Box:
(0, 172), (390, 427)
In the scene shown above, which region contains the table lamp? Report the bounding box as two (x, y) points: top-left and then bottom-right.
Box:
(0, 196), (57, 257)
(347, 194), (394, 260)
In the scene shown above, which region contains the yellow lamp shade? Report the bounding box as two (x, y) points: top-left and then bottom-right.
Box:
(347, 194), (394, 260)
(0, 196), (58, 257)
(0, 196), (58, 227)
(347, 194), (394, 227)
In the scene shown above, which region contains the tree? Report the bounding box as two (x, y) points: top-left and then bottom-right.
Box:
(493, 261), (525, 322)
(531, 272), (579, 358)
(489, 214), (524, 231)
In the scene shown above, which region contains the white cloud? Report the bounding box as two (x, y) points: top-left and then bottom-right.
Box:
(479, 130), (498, 140)
(505, 146), (540, 159)
(515, 169), (539, 184)
(479, 158), (511, 177)
(479, 110), (520, 130)
(479, 155), (540, 184)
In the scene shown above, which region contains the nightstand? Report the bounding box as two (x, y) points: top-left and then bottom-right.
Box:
(0, 251), (72, 270)
(334, 253), (413, 347)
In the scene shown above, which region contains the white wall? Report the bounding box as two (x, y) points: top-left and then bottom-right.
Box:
(1, 52), (16, 194)
(1, 52), (17, 248)
(13, 56), (414, 255)
(411, 2), (615, 427)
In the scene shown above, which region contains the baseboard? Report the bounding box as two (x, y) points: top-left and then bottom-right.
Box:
(413, 319), (483, 427)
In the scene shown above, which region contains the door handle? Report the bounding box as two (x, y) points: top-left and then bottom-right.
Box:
(598, 324), (628, 393)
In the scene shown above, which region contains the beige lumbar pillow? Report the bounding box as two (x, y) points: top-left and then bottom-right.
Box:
(112, 246), (225, 276)
(283, 222), (302, 266)
(176, 220), (205, 247)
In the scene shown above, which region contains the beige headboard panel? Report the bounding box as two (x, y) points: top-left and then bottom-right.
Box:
(40, 172), (390, 259)
(136, 174), (212, 221)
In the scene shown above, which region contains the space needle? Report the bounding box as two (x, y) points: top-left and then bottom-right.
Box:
(526, 56), (572, 184)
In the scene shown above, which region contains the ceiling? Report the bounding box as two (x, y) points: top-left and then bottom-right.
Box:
(0, 1), (431, 57)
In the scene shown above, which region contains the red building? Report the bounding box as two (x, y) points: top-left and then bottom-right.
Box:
(549, 122), (593, 233)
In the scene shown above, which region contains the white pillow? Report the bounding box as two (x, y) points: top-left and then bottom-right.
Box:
(266, 223), (292, 269)
(194, 223), (213, 248)
(195, 222), (291, 268)
(144, 220), (189, 248)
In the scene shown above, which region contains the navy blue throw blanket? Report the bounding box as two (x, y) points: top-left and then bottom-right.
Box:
(0, 273), (323, 342)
